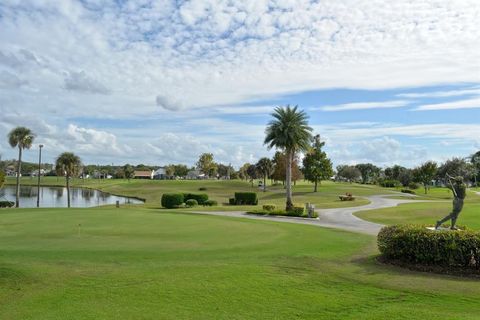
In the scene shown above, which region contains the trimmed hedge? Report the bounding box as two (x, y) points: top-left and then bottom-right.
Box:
(183, 193), (208, 205)
(203, 199), (218, 206)
(289, 205), (305, 216)
(378, 225), (480, 270)
(247, 205), (318, 218)
(0, 201), (14, 208)
(234, 192), (258, 205)
(185, 199), (198, 207)
(380, 179), (401, 188)
(161, 193), (184, 209)
(401, 189), (415, 194)
(262, 204), (276, 211)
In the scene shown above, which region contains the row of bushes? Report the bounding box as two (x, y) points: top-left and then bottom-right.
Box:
(247, 204), (318, 218)
(378, 225), (480, 270)
(161, 193), (217, 208)
(183, 193), (208, 205)
(229, 192), (258, 205)
(0, 201), (14, 208)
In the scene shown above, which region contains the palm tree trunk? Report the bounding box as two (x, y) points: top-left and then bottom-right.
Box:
(285, 150), (293, 211)
(15, 147), (22, 208)
(66, 174), (71, 208)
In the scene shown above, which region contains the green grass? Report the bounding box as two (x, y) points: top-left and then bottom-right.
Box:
(357, 188), (480, 229)
(1, 206), (480, 319)
(5, 177), (394, 210)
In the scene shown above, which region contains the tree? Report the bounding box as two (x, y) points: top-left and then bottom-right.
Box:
(412, 161), (437, 194)
(256, 157), (273, 192)
(55, 152), (82, 208)
(336, 165), (361, 183)
(355, 163), (381, 184)
(238, 163), (251, 181)
(471, 151), (480, 186)
(8, 126), (35, 208)
(264, 105), (313, 210)
(217, 163), (234, 179)
(165, 165), (175, 177)
(302, 135), (333, 192)
(196, 153), (217, 177)
(123, 164), (135, 181)
(172, 164), (189, 177)
(398, 169), (413, 187)
(438, 158), (474, 183)
(0, 170), (5, 189)
(246, 164), (257, 187)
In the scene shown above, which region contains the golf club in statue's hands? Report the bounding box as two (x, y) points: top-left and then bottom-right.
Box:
(435, 173), (466, 230)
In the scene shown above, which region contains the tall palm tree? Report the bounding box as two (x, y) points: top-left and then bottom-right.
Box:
(8, 126), (35, 208)
(256, 157), (273, 192)
(55, 152), (82, 208)
(264, 105), (312, 210)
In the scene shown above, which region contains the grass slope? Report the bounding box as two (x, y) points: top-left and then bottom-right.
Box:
(1, 206), (480, 319)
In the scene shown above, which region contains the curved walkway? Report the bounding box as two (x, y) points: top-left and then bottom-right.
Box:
(190, 195), (437, 236)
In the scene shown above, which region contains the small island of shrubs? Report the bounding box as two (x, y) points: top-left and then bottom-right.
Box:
(161, 193), (217, 208)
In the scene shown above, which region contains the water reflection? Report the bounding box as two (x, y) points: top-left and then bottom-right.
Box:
(0, 185), (143, 208)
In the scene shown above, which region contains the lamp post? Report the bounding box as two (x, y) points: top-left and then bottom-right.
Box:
(36, 144), (44, 208)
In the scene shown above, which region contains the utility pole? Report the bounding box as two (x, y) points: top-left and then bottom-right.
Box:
(36, 144), (44, 208)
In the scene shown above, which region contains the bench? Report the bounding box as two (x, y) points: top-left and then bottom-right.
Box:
(339, 194), (355, 201)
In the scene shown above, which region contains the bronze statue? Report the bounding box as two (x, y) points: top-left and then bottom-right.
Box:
(435, 175), (466, 230)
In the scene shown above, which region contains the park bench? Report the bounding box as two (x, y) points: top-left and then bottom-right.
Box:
(339, 193), (355, 201)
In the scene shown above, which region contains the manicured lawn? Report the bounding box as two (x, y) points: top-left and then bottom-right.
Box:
(6, 177), (394, 210)
(1, 206), (480, 319)
(357, 188), (480, 229)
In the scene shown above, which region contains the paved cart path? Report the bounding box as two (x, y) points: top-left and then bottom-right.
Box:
(190, 194), (437, 236)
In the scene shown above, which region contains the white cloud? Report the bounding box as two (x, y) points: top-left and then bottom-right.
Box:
(398, 87), (480, 98)
(414, 98), (480, 111)
(316, 100), (410, 112)
(64, 70), (110, 94)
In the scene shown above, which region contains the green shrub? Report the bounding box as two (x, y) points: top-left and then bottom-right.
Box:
(380, 179), (401, 188)
(228, 198), (235, 205)
(247, 207), (317, 218)
(0, 200), (14, 208)
(203, 200), (218, 206)
(183, 193), (208, 205)
(185, 199), (198, 207)
(378, 225), (480, 269)
(288, 205), (305, 217)
(408, 182), (420, 190)
(161, 193), (184, 209)
(401, 189), (415, 194)
(262, 204), (276, 211)
(234, 192), (258, 205)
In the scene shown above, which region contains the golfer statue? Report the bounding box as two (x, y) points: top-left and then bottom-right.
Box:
(435, 175), (466, 230)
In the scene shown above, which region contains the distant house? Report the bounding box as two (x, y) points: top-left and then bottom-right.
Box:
(30, 169), (47, 177)
(134, 170), (154, 179)
(153, 167), (167, 180)
(186, 170), (206, 180)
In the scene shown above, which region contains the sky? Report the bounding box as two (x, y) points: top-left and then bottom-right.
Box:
(0, 0), (479, 169)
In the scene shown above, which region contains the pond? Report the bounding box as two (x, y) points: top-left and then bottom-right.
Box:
(0, 185), (144, 208)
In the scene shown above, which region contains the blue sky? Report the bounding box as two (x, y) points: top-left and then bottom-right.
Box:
(0, 1), (479, 168)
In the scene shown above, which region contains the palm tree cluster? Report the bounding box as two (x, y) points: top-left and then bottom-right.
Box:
(6, 126), (81, 208)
